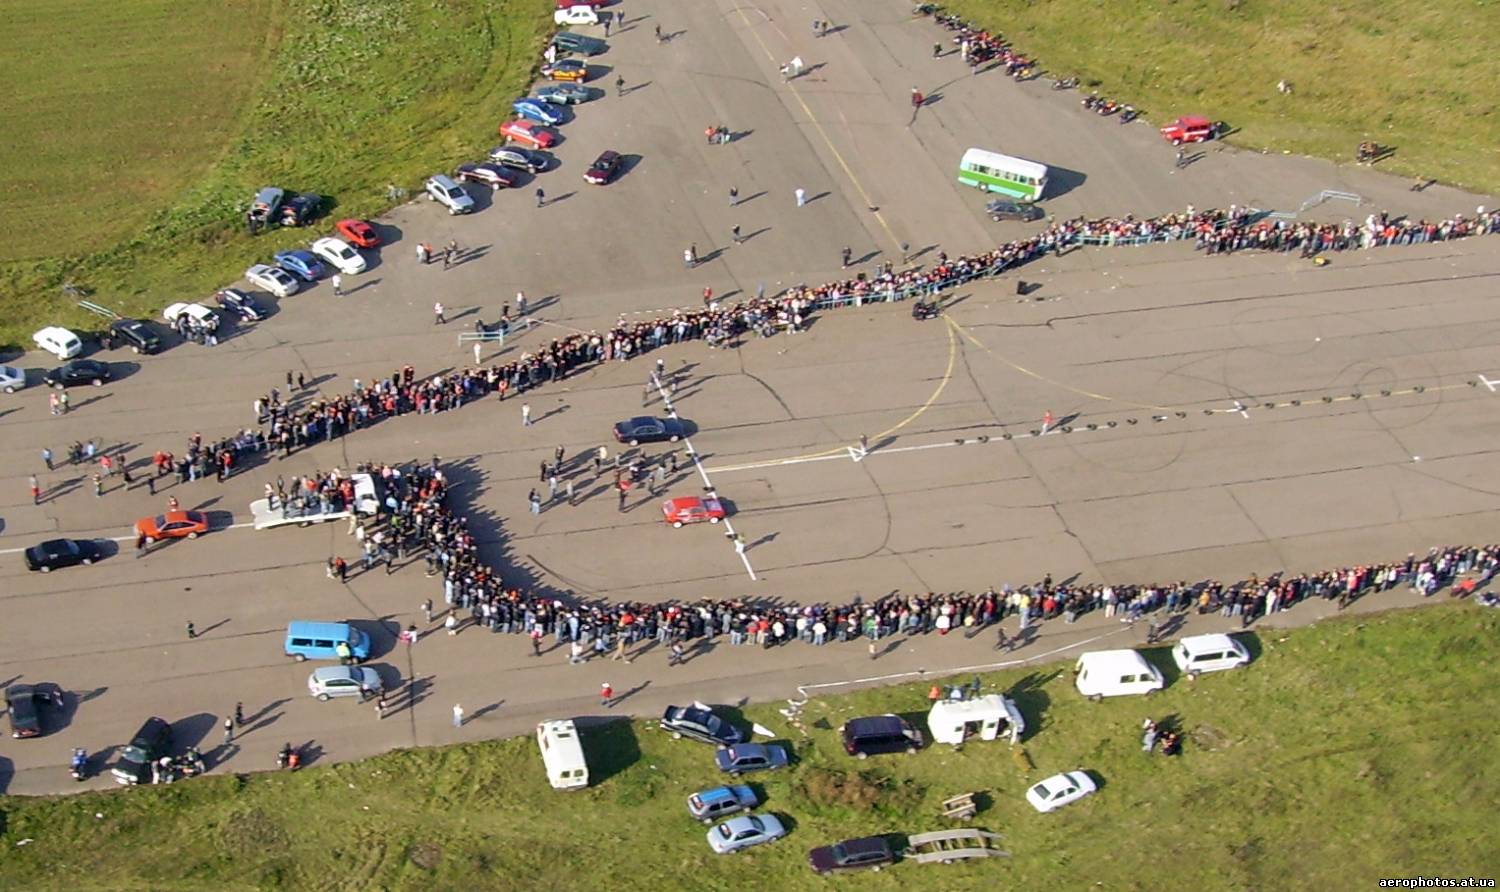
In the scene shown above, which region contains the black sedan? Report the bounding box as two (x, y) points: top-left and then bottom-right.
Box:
(614, 416), (686, 445)
(456, 162), (520, 191)
(24, 538), (102, 572)
(44, 359), (112, 389)
(215, 288), (265, 321)
(5, 684), (64, 739)
(985, 198), (1041, 222)
(660, 704), (746, 748)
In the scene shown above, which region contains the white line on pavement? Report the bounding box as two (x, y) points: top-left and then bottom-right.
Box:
(0, 521), (259, 555)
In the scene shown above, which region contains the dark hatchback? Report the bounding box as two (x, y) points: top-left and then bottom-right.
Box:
(5, 684), (64, 738)
(985, 198), (1041, 222)
(613, 416), (685, 445)
(111, 716), (173, 785)
(808, 836), (896, 873)
(24, 538), (102, 572)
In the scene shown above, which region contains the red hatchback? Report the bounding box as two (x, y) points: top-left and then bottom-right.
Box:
(499, 119), (559, 149)
(335, 218), (381, 248)
(662, 496), (726, 528)
(134, 510), (209, 544)
(1159, 115), (1219, 146)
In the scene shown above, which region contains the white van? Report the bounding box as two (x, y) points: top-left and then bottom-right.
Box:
(1172, 633), (1250, 678)
(1074, 649), (1165, 700)
(537, 719), (588, 790)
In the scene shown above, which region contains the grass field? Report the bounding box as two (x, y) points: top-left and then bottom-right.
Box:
(0, 0), (552, 350)
(940, 0), (1500, 195)
(2, 606), (1496, 891)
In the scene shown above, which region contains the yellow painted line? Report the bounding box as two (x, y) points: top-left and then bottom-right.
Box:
(705, 321), (958, 473)
(731, 6), (903, 254)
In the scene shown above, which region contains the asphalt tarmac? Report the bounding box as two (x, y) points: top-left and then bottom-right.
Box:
(1, 0), (1497, 795)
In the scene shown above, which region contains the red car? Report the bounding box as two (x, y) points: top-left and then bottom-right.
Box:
(134, 510), (209, 544)
(662, 496), (726, 528)
(584, 150), (622, 185)
(1159, 115), (1220, 146)
(335, 218), (381, 248)
(499, 119), (559, 149)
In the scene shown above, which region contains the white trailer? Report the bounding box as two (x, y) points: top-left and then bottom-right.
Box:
(928, 694), (1025, 746)
(250, 473), (380, 530)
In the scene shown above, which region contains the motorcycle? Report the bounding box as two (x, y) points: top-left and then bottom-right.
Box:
(278, 742), (303, 771)
(1096, 99), (1118, 116)
(1052, 77), (1078, 91)
(1012, 65), (1033, 82)
(1081, 93), (1099, 110)
(70, 747), (88, 782)
(177, 747), (207, 778)
(1119, 105), (1138, 124)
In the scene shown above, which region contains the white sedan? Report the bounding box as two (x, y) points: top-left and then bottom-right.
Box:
(163, 302), (220, 328)
(554, 5), (600, 25)
(245, 263), (301, 298)
(1026, 771), (1097, 813)
(311, 237), (367, 275)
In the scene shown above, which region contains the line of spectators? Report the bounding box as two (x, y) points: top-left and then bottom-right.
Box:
(356, 459), (1496, 655)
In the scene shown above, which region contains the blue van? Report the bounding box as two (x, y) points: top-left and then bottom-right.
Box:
(284, 621), (371, 663)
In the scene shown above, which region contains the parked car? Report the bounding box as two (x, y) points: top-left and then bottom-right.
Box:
(986, 198), (1041, 222)
(1026, 770), (1097, 813)
(489, 145), (550, 173)
(311, 236), (367, 274)
(0, 365), (24, 393)
(162, 302), (220, 331)
(108, 319), (162, 354)
(33, 326), (82, 360)
(663, 496), (726, 528)
(5, 684), (64, 738)
(613, 416), (685, 445)
(584, 150), (623, 185)
(714, 742), (788, 776)
(688, 785), (759, 824)
(455, 162), (520, 191)
(214, 289), (265, 322)
(540, 58), (590, 83)
(808, 836), (896, 874)
(841, 714), (923, 758)
(44, 359), (112, 389)
(537, 83), (594, 106)
(660, 704), (745, 747)
(513, 98), (565, 126)
(307, 665), (383, 701)
(1159, 115), (1222, 145)
(499, 119), (559, 149)
(248, 186), (284, 227)
(555, 4), (600, 26)
(280, 193), (322, 226)
(273, 249), (326, 281)
(707, 814), (787, 854)
(245, 263), (301, 298)
(551, 32), (607, 57)
(24, 538), (102, 572)
(110, 716), (173, 785)
(1172, 633), (1250, 677)
(335, 218), (381, 248)
(424, 174), (475, 215)
(134, 510), (209, 544)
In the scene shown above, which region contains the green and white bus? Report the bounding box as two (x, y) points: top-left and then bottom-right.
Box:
(957, 148), (1048, 201)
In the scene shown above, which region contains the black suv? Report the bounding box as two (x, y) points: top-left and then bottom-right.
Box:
(985, 198), (1041, 222)
(108, 319), (162, 354)
(111, 716), (172, 785)
(841, 714), (923, 759)
(280, 193), (322, 227)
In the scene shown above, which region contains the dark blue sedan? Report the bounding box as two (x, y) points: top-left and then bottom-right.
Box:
(613, 416), (686, 445)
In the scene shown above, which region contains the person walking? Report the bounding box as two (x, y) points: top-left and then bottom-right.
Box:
(433, 301), (446, 324)
(452, 703), (464, 728)
(1174, 148), (1186, 170)
(416, 243), (428, 264)
(521, 402), (532, 426)
(422, 598), (434, 623)
(615, 74), (624, 97)
(535, 187), (546, 208)
(445, 613), (459, 635)
(795, 187), (806, 207)
(41, 447), (53, 470)
(473, 341), (482, 365)
(331, 274), (343, 296)
(841, 245), (852, 268)
(92, 473), (103, 497)
(528, 488), (542, 514)
(594, 445), (607, 474)
(729, 185), (739, 206)
(565, 477), (576, 505)
(731, 224), (743, 244)
(29, 474), (41, 505)
(186, 621), (196, 639)
(375, 697), (386, 720)
(569, 640), (584, 664)
(603, 16), (611, 37)
(443, 248), (453, 271)
(234, 702), (245, 728)
(669, 641), (685, 666)
(600, 682), (614, 708)
(222, 716), (234, 744)
(59, 391), (69, 414)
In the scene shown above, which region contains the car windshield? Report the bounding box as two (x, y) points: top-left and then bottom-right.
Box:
(120, 744), (148, 763)
(1031, 782), (1052, 797)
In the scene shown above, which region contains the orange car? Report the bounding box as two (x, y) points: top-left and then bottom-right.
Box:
(135, 510), (209, 544)
(540, 58), (589, 83)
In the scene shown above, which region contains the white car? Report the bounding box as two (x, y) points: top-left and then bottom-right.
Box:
(1026, 771), (1097, 813)
(307, 665), (383, 701)
(0, 365), (26, 393)
(163, 302), (220, 330)
(1172, 633), (1251, 678)
(311, 237), (367, 275)
(245, 263), (301, 298)
(33, 326), (83, 360)
(424, 174), (475, 215)
(554, 5), (600, 25)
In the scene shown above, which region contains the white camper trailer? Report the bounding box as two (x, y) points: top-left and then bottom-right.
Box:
(537, 719), (589, 790)
(928, 694), (1026, 746)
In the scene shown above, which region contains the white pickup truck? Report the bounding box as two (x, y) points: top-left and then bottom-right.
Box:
(250, 473), (381, 530)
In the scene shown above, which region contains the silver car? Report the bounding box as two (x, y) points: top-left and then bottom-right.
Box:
(307, 665), (383, 701)
(0, 365), (25, 393)
(707, 814), (787, 854)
